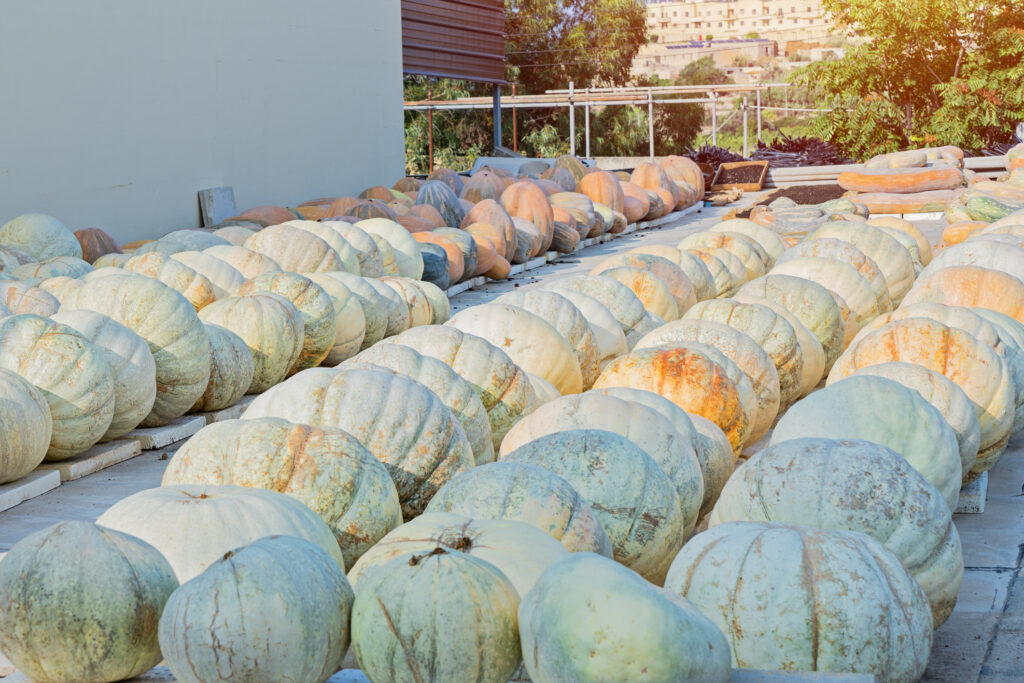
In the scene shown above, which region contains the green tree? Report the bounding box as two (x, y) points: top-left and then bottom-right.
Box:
(797, 0), (1024, 159)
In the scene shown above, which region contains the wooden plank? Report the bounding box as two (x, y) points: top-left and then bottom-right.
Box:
(37, 440), (142, 482)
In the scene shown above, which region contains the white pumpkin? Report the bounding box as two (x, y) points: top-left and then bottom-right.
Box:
(202, 244), (281, 278)
(0, 369), (52, 484)
(0, 214), (82, 260)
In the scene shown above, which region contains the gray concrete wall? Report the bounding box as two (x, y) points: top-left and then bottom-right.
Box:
(0, 0), (405, 243)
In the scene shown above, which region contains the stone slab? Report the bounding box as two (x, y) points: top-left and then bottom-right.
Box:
(37, 440), (142, 482)
(544, 250), (559, 262)
(445, 280), (473, 297)
(0, 471), (60, 513)
(953, 568), (1015, 614)
(508, 263), (526, 275)
(956, 471), (988, 514)
(198, 395), (257, 425)
(127, 416), (206, 450)
(525, 256), (547, 270)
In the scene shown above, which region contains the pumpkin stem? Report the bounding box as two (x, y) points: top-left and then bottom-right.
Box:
(409, 547), (448, 566)
(452, 536), (473, 552)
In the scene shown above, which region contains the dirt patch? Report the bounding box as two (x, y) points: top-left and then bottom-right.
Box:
(715, 164), (765, 185)
(732, 184), (846, 218)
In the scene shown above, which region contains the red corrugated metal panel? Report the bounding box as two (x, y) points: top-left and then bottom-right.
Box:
(402, 0), (506, 83)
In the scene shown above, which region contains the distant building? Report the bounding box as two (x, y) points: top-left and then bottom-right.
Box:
(636, 38), (776, 79)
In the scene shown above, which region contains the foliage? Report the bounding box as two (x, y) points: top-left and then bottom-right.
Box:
(403, 77), (491, 175)
(797, 0), (1024, 159)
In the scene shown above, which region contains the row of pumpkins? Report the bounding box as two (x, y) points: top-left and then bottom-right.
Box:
(943, 143), (1024, 243)
(2, 181), (1024, 681)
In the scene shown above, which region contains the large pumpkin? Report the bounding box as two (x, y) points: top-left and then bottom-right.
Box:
(501, 180), (555, 251)
(660, 155), (706, 201)
(902, 264), (1024, 323)
(541, 288), (628, 363)
(380, 275), (433, 327)
(356, 218), (425, 279)
(192, 323), (254, 412)
(303, 273), (367, 364)
(777, 238), (891, 312)
(321, 221), (385, 277)
(123, 251), (217, 311)
(591, 253), (695, 315)
(97, 484), (344, 581)
(243, 224), (343, 273)
(462, 199), (517, 262)
(13, 255), (93, 281)
(163, 417), (402, 566)
(0, 369), (51, 484)
(61, 274), (210, 426)
(770, 257), (885, 341)
(520, 553), (730, 683)
(0, 213), (82, 260)
(685, 249), (740, 298)
(632, 162), (681, 212)
(545, 275), (653, 348)
(503, 429), (685, 584)
(0, 521), (177, 683)
(577, 170), (625, 214)
(804, 222), (916, 304)
(416, 179), (466, 227)
(665, 522), (933, 680)
(169, 250), (245, 300)
(679, 232), (767, 282)
(159, 535), (352, 683)
(0, 281), (60, 316)
(202, 244), (281, 278)
(74, 227), (121, 264)
(709, 219), (785, 264)
(278, 220), (361, 275)
(242, 366), (474, 517)
(0, 315), (114, 460)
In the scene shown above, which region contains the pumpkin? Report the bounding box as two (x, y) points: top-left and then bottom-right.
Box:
(620, 181), (652, 223)
(242, 366), (474, 518)
(549, 210), (582, 252)
(541, 165), (577, 191)
(418, 242), (451, 289)
(665, 522), (933, 680)
(0, 213), (82, 260)
(921, 240), (1024, 285)
(130, 237), (186, 256)
(61, 275), (210, 426)
(510, 217), (545, 260)
(828, 317), (1015, 481)
(302, 273), (367, 364)
(902, 265), (1024, 323)
(0, 521), (177, 683)
(348, 513), (568, 598)
(462, 199), (517, 262)
(637, 319), (780, 443)
(943, 220), (988, 245)
(346, 200), (399, 222)
(685, 249), (743, 297)
(777, 238), (891, 313)
(202, 244), (281, 278)
(847, 189), (961, 215)
(161, 229), (231, 252)
(236, 272), (337, 373)
(351, 548), (521, 683)
(770, 257), (885, 339)
(92, 252), (130, 268)
(500, 393), (704, 536)
(163, 417), (401, 566)
(355, 218), (424, 279)
(539, 288), (628, 363)
(167, 250), (245, 301)
(494, 290), (601, 390)
(346, 343), (494, 464)
(243, 224), (343, 273)
(461, 171), (507, 203)
(446, 303), (582, 395)
(0, 369), (51, 484)
(394, 177), (424, 193)
(549, 192), (599, 239)
(632, 162), (681, 211)
(544, 275), (649, 346)
(434, 227), (480, 280)
(0, 315), (114, 460)
(211, 224), (255, 246)
(234, 205), (296, 225)
(275, 220), (361, 275)
(504, 429), (685, 584)
(379, 276), (432, 327)
(73, 227), (121, 263)
(159, 535), (352, 683)
(737, 274), (846, 372)
(319, 273), (396, 348)
(13, 255), (93, 281)
(320, 221), (385, 277)
(427, 166), (465, 194)
(623, 247), (717, 302)
(528, 373), (560, 404)
(463, 222), (505, 275)
(198, 294), (303, 393)
(804, 221), (916, 303)
(0, 281), (59, 316)
(594, 344), (749, 455)
(660, 155), (706, 201)
(406, 203), (445, 227)
(123, 252), (217, 311)
(867, 216), (933, 265)
(679, 232), (767, 283)
(414, 232), (466, 283)
(520, 552), (731, 683)
(34, 276), (84, 304)
(709, 219), (785, 264)
(416, 179), (466, 227)
(190, 323), (253, 412)
(711, 437), (962, 626)
(591, 253), (696, 315)
(417, 280), (450, 324)
(501, 180), (555, 252)
(97, 484), (344, 581)
(771, 375), (962, 509)
(838, 166), (964, 193)
(425, 461), (612, 555)
(577, 170), (625, 214)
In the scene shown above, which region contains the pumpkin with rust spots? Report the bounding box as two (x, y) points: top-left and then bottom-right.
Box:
(733, 292), (825, 397)
(544, 275), (649, 347)
(162, 417), (402, 567)
(829, 317), (1014, 482)
(193, 323), (254, 413)
(777, 238), (891, 313)
(709, 219), (785, 264)
(679, 232), (767, 282)
(169, 251), (245, 301)
(202, 245), (281, 279)
(0, 281), (59, 317)
(14, 255), (93, 282)
(770, 257), (886, 340)
(665, 522), (933, 681)
(902, 265), (1024, 323)
(242, 366), (474, 518)
(804, 222), (916, 304)
(542, 288), (628, 364)
(504, 429), (686, 585)
(159, 535), (352, 683)
(279, 220), (362, 275)
(594, 344), (749, 455)
(591, 252), (696, 314)
(123, 252), (217, 311)
(867, 216), (933, 265)
(597, 265), (679, 322)
(0, 521), (177, 683)
(920, 240), (1024, 285)
(244, 224), (344, 274)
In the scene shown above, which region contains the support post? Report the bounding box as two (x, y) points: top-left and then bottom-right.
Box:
(742, 97), (749, 158)
(568, 81), (576, 156)
(756, 88), (762, 142)
(784, 88), (789, 117)
(427, 88), (434, 173)
(648, 88), (655, 160)
(492, 84), (502, 151)
(711, 92), (718, 146)
(512, 84), (518, 153)
(585, 99), (591, 158)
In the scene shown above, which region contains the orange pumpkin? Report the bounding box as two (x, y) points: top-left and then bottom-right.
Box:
(577, 171), (625, 214)
(295, 205), (330, 221)
(413, 232), (465, 283)
(409, 204), (447, 228)
(902, 265), (1024, 322)
(393, 177), (424, 193)
(659, 155), (705, 201)
(359, 185), (396, 202)
(74, 228), (121, 264)
(233, 206), (296, 226)
(501, 181), (555, 253)
(942, 221), (988, 246)
(462, 199), (517, 262)
(460, 172), (506, 204)
(427, 167), (465, 195)
(632, 163), (680, 212)
(396, 215), (436, 233)
(844, 190), (962, 214)
(326, 197), (362, 217)
(464, 222), (509, 263)
(620, 182), (652, 222)
(838, 168), (964, 194)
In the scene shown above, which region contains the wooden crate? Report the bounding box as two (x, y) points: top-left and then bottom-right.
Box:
(710, 161), (769, 192)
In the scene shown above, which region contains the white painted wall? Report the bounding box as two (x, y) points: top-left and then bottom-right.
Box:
(0, 0), (404, 243)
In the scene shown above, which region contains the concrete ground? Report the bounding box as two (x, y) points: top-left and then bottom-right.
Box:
(1, 202), (1022, 681)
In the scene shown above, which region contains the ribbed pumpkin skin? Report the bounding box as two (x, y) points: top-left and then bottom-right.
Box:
(243, 224), (343, 273)
(74, 227), (121, 263)
(0, 315), (114, 460)
(546, 274), (650, 344)
(686, 249), (739, 298)
(352, 549), (521, 683)
(346, 344), (494, 464)
(387, 325), (538, 449)
(501, 180), (556, 252)
(712, 438), (962, 626)
(592, 252), (696, 314)
(495, 290), (601, 390)
(425, 461), (612, 555)
(504, 429), (685, 584)
(549, 192), (599, 239)
(0, 281), (60, 317)
(61, 275), (211, 426)
(202, 245), (281, 278)
(520, 553), (731, 683)
(778, 238), (891, 312)
(211, 224), (255, 246)
(123, 252), (217, 311)
(595, 345), (749, 455)
(462, 199), (517, 262)
(318, 272), (396, 348)
(13, 255), (93, 281)
(0, 213), (82, 260)
(36, 276), (85, 304)
(804, 222), (916, 304)
(303, 274), (367, 364)
(0, 521), (177, 683)
(236, 272), (337, 373)
(737, 274), (845, 372)
(97, 484), (344, 582)
(679, 232), (766, 282)
(170, 250), (246, 300)
(578, 170), (625, 213)
(501, 393), (704, 535)
(0, 369), (51, 484)
(902, 265), (1024, 322)
(348, 513), (568, 597)
(597, 265), (681, 321)
(159, 536), (352, 683)
(356, 218), (425, 279)
(280, 219), (362, 275)
(51, 310), (156, 440)
(163, 418), (401, 568)
(160, 230), (232, 252)
(829, 317), (1015, 480)
(380, 276), (433, 328)
(447, 303), (583, 395)
(242, 367), (474, 518)
(322, 222), (385, 277)
(193, 323), (254, 412)
(637, 319), (779, 443)
(545, 289), (628, 362)
(773, 376), (963, 509)
(710, 219), (785, 263)
(198, 294), (303, 394)
(665, 522), (933, 681)
(770, 257), (885, 341)
(416, 179), (466, 227)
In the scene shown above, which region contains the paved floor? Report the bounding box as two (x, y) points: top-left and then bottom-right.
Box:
(1, 203), (1022, 681)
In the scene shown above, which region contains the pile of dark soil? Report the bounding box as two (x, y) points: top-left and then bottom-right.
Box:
(732, 183), (846, 217)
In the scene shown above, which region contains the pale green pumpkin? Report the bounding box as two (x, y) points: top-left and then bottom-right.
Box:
(0, 369), (51, 484)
